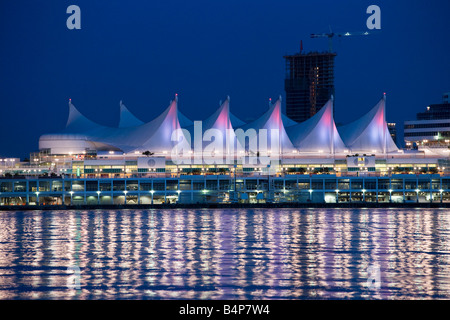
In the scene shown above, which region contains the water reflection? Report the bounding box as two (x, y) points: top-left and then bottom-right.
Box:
(0, 208), (449, 299)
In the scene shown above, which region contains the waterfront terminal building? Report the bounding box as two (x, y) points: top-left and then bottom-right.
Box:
(1, 94), (450, 206)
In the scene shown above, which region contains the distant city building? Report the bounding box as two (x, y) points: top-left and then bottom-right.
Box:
(284, 49), (336, 123)
(387, 123), (398, 146)
(443, 92), (450, 104)
(417, 102), (450, 121)
(404, 93), (450, 148)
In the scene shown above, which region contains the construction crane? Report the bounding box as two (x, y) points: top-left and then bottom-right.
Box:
(310, 30), (371, 53)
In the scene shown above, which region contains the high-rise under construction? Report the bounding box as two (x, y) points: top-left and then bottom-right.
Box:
(284, 49), (336, 123)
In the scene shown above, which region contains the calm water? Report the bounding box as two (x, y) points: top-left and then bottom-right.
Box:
(0, 208), (449, 300)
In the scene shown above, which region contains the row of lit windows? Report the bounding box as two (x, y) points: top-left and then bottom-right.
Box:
(404, 123), (450, 129)
(404, 131), (450, 137)
(2, 178), (450, 193)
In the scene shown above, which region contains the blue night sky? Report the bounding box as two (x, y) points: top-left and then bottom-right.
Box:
(0, 0), (449, 158)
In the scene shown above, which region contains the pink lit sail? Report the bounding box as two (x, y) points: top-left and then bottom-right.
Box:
(338, 97), (398, 153)
(286, 99), (346, 153)
(238, 98), (296, 154)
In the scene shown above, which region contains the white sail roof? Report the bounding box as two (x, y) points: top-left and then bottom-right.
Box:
(286, 99), (346, 153)
(186, 96), (243, 157)
(205, 97), (245, 128)
(202, 98), (231, 130)
(118, 101), (144, 128)
(267, 99), (297, 127)
(133, 98), (185, 153)
(119, 100), (192, 128)
(40, 97), (189, 154)
(102, 97), (185, 153)
(338, 95), (398, 153)
(40, 100), (118, 153)
(238, 97), (296, 154)
(40, 94), (400, 157)
(65, 100), (103, 132)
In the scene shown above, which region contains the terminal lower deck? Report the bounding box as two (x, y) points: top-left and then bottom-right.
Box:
(1, 174), (450, 206)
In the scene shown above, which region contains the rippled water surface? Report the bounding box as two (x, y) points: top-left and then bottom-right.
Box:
(0, 208), (450, 299)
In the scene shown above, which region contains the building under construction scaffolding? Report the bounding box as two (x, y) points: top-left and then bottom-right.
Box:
(284, 50), (336, 123)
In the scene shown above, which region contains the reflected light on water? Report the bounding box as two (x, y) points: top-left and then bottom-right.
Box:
(0, 208), (450, 299)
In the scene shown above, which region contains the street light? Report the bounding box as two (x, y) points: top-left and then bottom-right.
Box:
(69, 191), (74, 205)
(123, 190), (128, 205)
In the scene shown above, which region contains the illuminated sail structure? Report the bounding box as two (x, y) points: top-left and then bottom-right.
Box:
(286, 98), (346, 154)
(65, 100), (101, 132)
(39, 100), (115, 155)
(118, 101), (144, 128)
(40, 97), (189, 154)
(236, 97), (296, 156)
(119, 100), (192, 128)
(269, 100), (297, 128)
(125, 97), (185, 153)
(39, 94), (399, 157)
(186, 97), (244, 159)
(338, 95), (398, 154)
